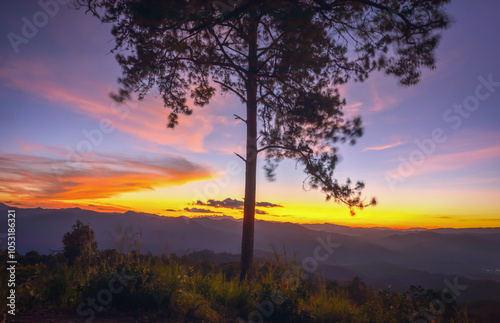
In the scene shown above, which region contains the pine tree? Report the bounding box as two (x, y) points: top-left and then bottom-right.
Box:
(77, 0), (450, 279)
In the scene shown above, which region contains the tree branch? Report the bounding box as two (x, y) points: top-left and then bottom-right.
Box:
(208, 26), (247, 80)
(214, 80), (247, 102)
(234, 152), (246, 162)
(189, 0), (266, 32)
(234, 114), (247, 123)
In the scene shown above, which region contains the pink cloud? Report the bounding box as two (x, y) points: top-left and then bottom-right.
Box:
(0, 59), (233, 153)
(17, 139), (45, 153)
(420, 146), (500, 174)
(451, 176), (500, 185)
(343, 102), (363, 118)
(390, 145), (500, 178)
(363, 140), (403, 151)
(370, 84), (398, 112)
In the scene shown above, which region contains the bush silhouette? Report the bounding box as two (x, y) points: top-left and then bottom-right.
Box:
(62, 220), (97, 265)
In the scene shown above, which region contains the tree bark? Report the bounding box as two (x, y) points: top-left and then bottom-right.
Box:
(240, 12), (258, 282)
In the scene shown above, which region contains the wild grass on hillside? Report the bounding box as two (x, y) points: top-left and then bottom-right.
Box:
(0, 249), (473, 322)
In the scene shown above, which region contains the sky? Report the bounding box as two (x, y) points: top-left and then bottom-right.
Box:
(0, 0), (499, 229)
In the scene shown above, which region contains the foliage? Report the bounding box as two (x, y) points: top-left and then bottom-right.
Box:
(0, 248), (476, 322)
(62, 220), (98, 265)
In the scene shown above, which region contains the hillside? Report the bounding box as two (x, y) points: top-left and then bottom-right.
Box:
(1, 203), (499, 303)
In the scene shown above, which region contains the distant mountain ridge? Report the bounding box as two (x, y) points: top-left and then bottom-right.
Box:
(1, 203), (499, 300)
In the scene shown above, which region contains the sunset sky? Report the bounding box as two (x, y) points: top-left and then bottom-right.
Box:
(1, 0), (499, 229)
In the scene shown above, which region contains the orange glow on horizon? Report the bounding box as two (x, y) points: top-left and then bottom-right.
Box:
(3, 195), (499, 230)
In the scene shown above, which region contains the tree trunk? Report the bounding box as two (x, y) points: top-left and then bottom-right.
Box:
(240, 12), (258, 281)
(240, 112), (256, 281)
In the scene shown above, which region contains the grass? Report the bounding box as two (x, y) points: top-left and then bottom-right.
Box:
(0, 249), (473, 322)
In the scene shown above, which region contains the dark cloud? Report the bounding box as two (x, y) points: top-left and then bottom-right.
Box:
(165, 209), (179, 212)
(184, 207), (222, 214)
(193, 198), (282, 209)
(256, 201), (283, 208)
(193, 198), (244, 209)
(255, 209), (268, 215)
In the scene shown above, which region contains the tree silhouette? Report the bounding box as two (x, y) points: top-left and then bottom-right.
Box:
(77, 0), (450, 280)
(62, 220), (98, 265)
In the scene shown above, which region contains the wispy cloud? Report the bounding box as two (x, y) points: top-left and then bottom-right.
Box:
(387, 145), (500, 179)
(370, 84), (398, 112)
(184, 207), (223, 214)
(363, 140), (403, 151)
(343, 102), (363, 118)
(85, 203), (132, 212)
(0, 153), (215, 206)
(416, 146), (500, 177)
(0, 59), (231, 153)
(425, 215), (500, 223)
(449, 176), (500, 186)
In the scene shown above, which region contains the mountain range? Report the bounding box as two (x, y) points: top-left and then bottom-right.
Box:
(1, 202), (499, 302)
